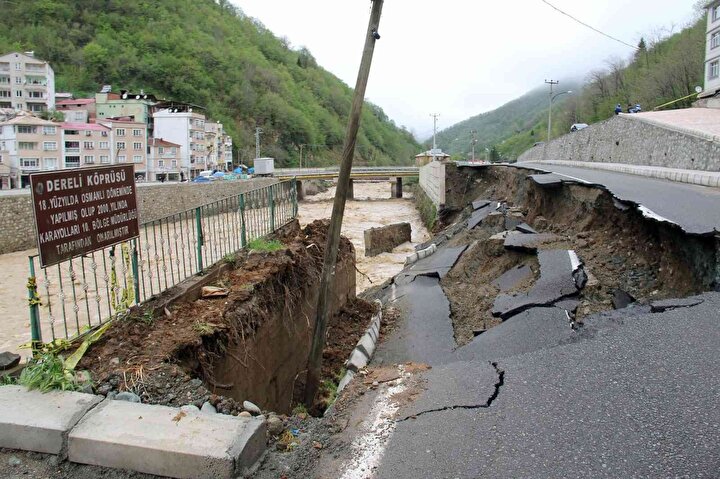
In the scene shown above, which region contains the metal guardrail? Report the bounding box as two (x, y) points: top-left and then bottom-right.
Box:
(275, 166), (419, 179)
(26, 180), (298, 349)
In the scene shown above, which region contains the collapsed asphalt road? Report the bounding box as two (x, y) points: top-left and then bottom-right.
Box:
(518, 162), (720, 235)
(370, 238), (720, 478)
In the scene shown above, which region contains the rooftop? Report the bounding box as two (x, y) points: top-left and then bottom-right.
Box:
(61, 122), (110, 132)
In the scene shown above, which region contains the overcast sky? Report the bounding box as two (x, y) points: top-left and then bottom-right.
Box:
(232, 0), (700, 139)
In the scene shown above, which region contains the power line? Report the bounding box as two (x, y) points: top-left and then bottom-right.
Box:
(540, 0), (639, 51)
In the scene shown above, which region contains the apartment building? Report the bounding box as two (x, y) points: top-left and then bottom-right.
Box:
(0, 52), (56, 112)
(60, 122), (112, 171)
(153, 106), (208, 178)
(148, 138), (183, 182)
(56, 98), (96, 123)
(204, 121), (224, 170)
(96, 89), (157, 133)
(222, 134), (234, 170)
(99, 119), (149, 180)
(0, 115), (61, 188)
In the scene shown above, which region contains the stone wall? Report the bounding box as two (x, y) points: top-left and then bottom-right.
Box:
(419, 160), (446, 207)
(517, 115), (720, 171)
(0, 178), (278, 254)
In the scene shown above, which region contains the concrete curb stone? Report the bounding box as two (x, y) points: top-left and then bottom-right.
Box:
(339, 300), (383, 392)
(0, 386), (102, 456)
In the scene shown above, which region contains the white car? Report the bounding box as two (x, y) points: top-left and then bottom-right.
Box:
(570, 123), (589, 132)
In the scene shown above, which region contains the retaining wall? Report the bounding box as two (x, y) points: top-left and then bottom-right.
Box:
(0, 178), (277, 254)
(419, 161), (446, 207)
(517, 114), (720, 171)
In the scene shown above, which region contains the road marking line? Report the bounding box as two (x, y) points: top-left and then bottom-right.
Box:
(339, 366), (407, 479)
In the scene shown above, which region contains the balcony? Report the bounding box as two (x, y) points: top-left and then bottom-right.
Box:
(0, 63), (9, 73)
(65, 161), (80, 169)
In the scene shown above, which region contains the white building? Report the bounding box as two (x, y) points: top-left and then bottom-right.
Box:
(153, 107), (207, 178)
(0, 52), (56, 112)
(701, 2), (720, 99)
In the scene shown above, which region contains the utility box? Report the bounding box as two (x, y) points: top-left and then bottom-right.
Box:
(254, 158), (275, 176)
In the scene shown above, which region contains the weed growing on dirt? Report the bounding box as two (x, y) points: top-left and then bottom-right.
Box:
(0, 375), (17, 386)
(19, 353), (83, 392)
(193, 321), (214, 335)
(223, 253), (237, 265)
(320, 379), (339, 406)
(248, 238), (284, 252)
(292, 403), (308, 416)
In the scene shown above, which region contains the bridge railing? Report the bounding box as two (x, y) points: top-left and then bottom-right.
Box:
(275, 166), (419, 177)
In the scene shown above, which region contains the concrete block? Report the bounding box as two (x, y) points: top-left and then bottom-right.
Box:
(0, 386), (102, 455)
(357, 333), (376, 358)
(364, 223), (412, 257)
(346, 349), (369, 372)
(68, 400), (266, 479)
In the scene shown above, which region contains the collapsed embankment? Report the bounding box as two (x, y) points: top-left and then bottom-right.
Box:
(78, 219), (375, 415)
(426, 164), (718, 345)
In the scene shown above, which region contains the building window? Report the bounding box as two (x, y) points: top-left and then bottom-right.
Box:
(99, 141), (109, 149)
(158, 147), (164, 154)
(20, 158), (40, 169)
(17, 126), (35, 134)
(713, 32), (720, 50)
(100, 155), (110, 164)
(83, 141), (94, 150)
(116, 128), (125, 137)
(65, 130), (79, 136)
(15, 77), (21, 84)
(43, 126), (56, 135)
(118, 155), (126, 163)
(18, 142), (37, 150)
(15, 90), (22, 97)
(15, 63), (21, 71)
(133, 155), (142, 163)
(133, 142), (142, 150)
(65, 141), (80, 152)
(43, 158), (57, 170)
(28, 91), (43, 99)
(101, 131), (108, 137)
(0, 76), (9, 84)
(65, 156), (80, 168)
(710, 60), (720, 79)
(715, 5), (720, 21)
(43, 141), (57, 151)
(84, 155), (94, 164)
(171, 160), (177, 168)
(116, 141), (126, 150)
(158, 160), (165, 168)
(133, 129), (142, 137)
(0, 91), (9, 98)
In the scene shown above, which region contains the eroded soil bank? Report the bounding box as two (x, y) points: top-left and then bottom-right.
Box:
(79, 219), (374, 415)
(436, 164), (717, 345)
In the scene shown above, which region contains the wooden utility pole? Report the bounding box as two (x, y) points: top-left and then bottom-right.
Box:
(304, 0), (384, 407)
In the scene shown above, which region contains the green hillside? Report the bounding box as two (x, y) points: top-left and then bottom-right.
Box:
(0, 0), (420, 167)
(434, 81), (579, 159)
(438, 13), (705, 162)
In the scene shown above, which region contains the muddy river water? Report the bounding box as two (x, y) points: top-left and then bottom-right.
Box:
(298, 181), (430, 293)
(0, 180), (428, 356)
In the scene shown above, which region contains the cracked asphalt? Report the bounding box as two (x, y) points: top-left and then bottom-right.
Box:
(373, 237), (720, 478)
(517, 162), (720, 235)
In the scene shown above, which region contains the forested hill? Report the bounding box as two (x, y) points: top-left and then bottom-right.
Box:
(434, 81), (579, 158)
(437, 12), (705, 161)
(0, 0), (420, 167)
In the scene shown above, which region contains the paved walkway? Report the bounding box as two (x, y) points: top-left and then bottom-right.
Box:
(629, 108), (720, 140)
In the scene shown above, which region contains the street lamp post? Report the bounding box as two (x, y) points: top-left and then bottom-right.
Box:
(547, 89), (572, 142)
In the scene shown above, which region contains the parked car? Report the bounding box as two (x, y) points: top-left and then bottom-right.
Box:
(570, 123), (589, 132)
(533, 142), (545, 147)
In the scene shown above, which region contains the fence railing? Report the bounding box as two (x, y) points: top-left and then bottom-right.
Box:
(26, 180), (298, 349)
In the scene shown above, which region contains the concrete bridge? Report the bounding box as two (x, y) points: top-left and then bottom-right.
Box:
(274, 166), (419, 199)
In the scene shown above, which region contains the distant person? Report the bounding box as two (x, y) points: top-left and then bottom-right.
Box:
(627, 104), (634, 113)
(634, 104), (642, 113)
(615, 104), (622, 115)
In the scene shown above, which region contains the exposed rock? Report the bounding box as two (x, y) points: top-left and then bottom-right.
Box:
(267, 416), (284, 435)
(239, 411), (252, 418)
(201, 286), (230, 298)
(8, 455), (22, 467)
(515, 223), (538, 235)
(243, 400), (262, 415)
(201, 401), (217, 414)
(115, 391), (141, 403)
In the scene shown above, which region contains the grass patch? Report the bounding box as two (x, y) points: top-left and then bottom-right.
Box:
(222, 253), (237, 265)
(248, 238), (284, 252)
(292, 403), (308, 416)
(193, 320), (214, 335)
(18, 353), (85, 392)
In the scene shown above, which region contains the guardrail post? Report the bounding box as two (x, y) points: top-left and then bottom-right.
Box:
(292, 178), (299, 217)
(239, 194), (248, 247)
(269, 186), (276, 231)
(131, 239), (141, 305)
(27, 256), (43, 354)
(195, 207), (204, 274)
